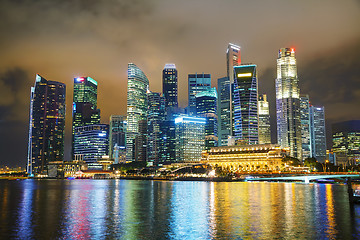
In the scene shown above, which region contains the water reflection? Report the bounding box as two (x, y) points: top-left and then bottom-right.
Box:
(0, 180), (359, 239)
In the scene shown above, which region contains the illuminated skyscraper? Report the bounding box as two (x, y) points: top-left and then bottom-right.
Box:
(72, 77), (100, 158)
(233, 64), (259, 144)
(258, 94), (271, 144)
(196, 87), (218, 150)
(109, 115), (126, 164)
(276, 48), (302, 159)
(226, 43), (241, 84)
(217, 77), (231, 146)
(175, 116), (206, 161)
(300, 95), (311, 159)
(310, 106), (326, 162)
(27, 74), (66, 175)
(126, 63), (149, 161)
(162, 64), (178, 110)
(188, 73), (211, 115)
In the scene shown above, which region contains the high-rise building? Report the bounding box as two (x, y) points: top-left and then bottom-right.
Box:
(147, 92), (165, 165)
(196, 87), (218, 150)
(310, 106), (326, 162)
(332, 120), (360, 165)
(162, 64), (178, 110)
(27, 74), (66, 175)
(126, 63), (149, 161)
(258, 94), (271, 144)
(300, 95), (311, 159)
(74, 124), (109, 164)
(233, 64), (259, 144)
(226, 43), (241, 84)
(72, 77), (100, 158)
(217, 77), (231, 146)
(160, 120), (176, 164)
(188, 73), (211, 115)
(134, 120), (147, 162)
(109, 115), (126, 164)
(275, 48), (302, 160)
(175, 116), (206, 162)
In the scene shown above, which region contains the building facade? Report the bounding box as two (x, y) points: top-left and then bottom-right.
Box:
(300, 95), (311, 160)
(188, 73), (211, 115)
(196, 87), (218, 150)
(258, 94), (271, 144)
(310, 106), (326, 162)
(27, 74), (66, 175)
(175, 116), (206, 162)
(126, 63), (149, 161)
(275, 48), (302, 160)
(162, 64), (178, 110)
(109, 115), (126, 164)
(74, 124), (109, 164)
(217, 77), (231, 146)
(233, 64), (259, 144)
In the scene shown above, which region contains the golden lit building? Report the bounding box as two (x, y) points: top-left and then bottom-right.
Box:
(202, 144), (287, 172)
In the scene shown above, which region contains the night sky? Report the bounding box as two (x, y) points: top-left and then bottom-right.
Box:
(0, 0), (359, 167)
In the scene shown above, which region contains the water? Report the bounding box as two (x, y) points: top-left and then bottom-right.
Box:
(1, 179), (360, 239)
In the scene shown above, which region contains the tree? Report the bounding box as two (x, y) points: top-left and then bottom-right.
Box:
(282, 156), (302, 166)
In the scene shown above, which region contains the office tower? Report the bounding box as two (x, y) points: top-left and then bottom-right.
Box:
(134, 120), (147, 162)
(300, 95), (311, 159)
(332, 120), (360, 165)
(217, 77), (231, 146)
(196, 87), (218, 150)
(226, 43), (241, 84)
(27, 74), (66, 175)
(275, 48), (302, 160)
(160, 120), (176, 164)
(310, 106), (326, 162)
(175, 116), (206, 161)
(233, 64), (259, 144)
(162, 64), (178, 110)
(126, 63), (149, 161)
(188, 73), (211, 115)
(74, 124), (109, 164)
(258, 94), (271, 144)
(72, 77), (100, 158)
(147, 92), (165, 165)
(109, 115), (126, 164)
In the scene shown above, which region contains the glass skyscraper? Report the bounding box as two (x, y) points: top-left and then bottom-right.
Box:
(188, 73), (211, 115)
(276, 48), (302, 160)
(175, 116), (206, 162)
(258, 94), (271, 144)
(126, 63), (149, 161)
(300, 95), (311, 159)
(196, 87), (218, 150)
(310, 106), (326, 162)
(233, 64), (259, 144)
(217, 77), (230, 146)
(109, 115), (126, 164)
(27, 74), (66, 175)
(162, 64), (178, 110)
(72, 77), (100, 159)
(74, 124), (109, 164)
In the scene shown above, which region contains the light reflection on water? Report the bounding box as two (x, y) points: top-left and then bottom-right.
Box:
(0, 179), (359, 239)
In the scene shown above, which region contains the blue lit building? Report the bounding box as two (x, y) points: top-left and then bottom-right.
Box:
(217, 76), (231, 146)
(188, 73), (211, 115)
(109, 115), (127, 164)
(196, 88), (218, 150)
(300, 95), (311, 159)
(233, 64), (259, 144)
(74, 124), (109, 164)
(175, 116), (206, 162)
(310, 106), (326, 162)
(126, 63), (149, 161)
(162, 64), (178, 110)
(27, 74), (66, 175)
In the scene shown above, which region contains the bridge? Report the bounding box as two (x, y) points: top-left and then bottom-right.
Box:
(246, 174), (360, 183)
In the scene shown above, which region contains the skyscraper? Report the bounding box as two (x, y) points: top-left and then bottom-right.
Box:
(109, 115), (126, 164)
(162, 64), (178, 110)
(258, 94), (271, 144)
(74, 124), (109, 164)
(226, 43), (241, 84)
(276, 48), (302, 160)
(233, 64), (259, 144)
(72, 77), (100, 158)
(147, 91), (165, 165)
(126, 63), (149, 161)
(188, 73), (211, 115)
(217, 77), (231, 146)
(300, 95), (311, 159)
(27, 74), (66, 175)
(196, 87), (218, 150)
(310, 106), (326, 162)
(175, 116), (206, 162)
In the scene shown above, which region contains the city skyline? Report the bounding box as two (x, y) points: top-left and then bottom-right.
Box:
(0, 0), (359, 167)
